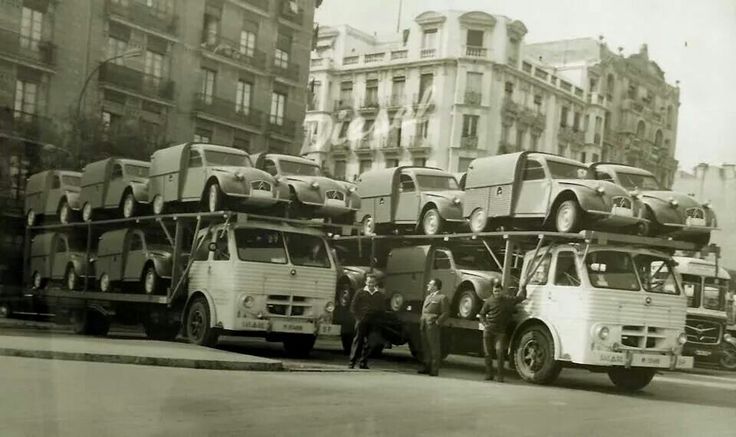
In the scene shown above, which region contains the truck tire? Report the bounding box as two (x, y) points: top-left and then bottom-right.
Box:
(421, 208), (444, 235)
(144, 320), (181, 341)
(70, 309), (110, 336)
(720, 343), (736, 370)
(553, 199), (582, 233)
(456, 287), (481, 320)
(607, 368), (656, 391)
(26, 209), (36, 226)
(283, 334), (316, 357)
(99, 273), (111, 292)
(152, 195), (165, 215)
(514, 326), (561, 385)
(82, 202), (93, 222)
(185, 297), (219, 347)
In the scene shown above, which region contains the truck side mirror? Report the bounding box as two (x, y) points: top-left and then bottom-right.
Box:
(208, 242), (217, 252)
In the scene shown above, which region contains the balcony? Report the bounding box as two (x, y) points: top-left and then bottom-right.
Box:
(383, 136), (402, 154)
(272, 62), (300, 82)
(0, 107), (53, 143)
(343, 56), (359, 65)
(558, 126), (585, 144)
(106, 0), (178, 35)
(365, 52), (385, 63)
(464, 46), (487, 57)
(420, 48), (436, 58)
(390, 50), (408, 60)
(98, 63), (175, 101)
(242, 0), (269, 11)
(461, 136), (478, 149)
(193, 93), (264, 130)
(623, 98), (644, 114)
(464, 91), (481, 106)
(200, 35), (266, 70)
(333, 98), (354, 111)
(280, 1), (304, 25)
(267, 117), (296, 138)
(360, 96), (380, 111)
(0, 28), (55, 67)
(502, 97), (520, 118)
(408, 136), (431, 154)
(587, 92), (608, 107)
(387, 94), (405, 108)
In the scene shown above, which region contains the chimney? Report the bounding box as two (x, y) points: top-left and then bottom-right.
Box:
(639, 43), (649, 58)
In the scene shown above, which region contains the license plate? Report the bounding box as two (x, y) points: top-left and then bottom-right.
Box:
(598, 352), (626, 365)
(631, 354), (668, 367)
(611, 206), (633, 217)
(694, 349), (712, 357)
(318, 324), (341, 336)
(272, 320), (315, 334)
(686, 218), (705, 226)
(241, 319), (269, 331)
(676, 356), (694, 369)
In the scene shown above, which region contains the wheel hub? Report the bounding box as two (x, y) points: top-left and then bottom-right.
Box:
(470, 210), (486, 233)
(522, 340), (545, 371)
(145, 271), (155, 293)
(557, 207), (573, 231)
(363, 217), (374, 235)
(424, 213), (439, 234)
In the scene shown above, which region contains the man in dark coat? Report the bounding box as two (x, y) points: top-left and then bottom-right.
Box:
(479, 278), (527, 382)
(418, 278), (450, 376)
(348, 273), (385, 369)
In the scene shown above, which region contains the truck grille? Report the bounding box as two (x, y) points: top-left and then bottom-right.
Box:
(620, 325), (668, 349)
(685, 317), (721, 345)
(266, 294), (312, 317)
(325, 190), (345, 201)
(251, 180), (272, 192)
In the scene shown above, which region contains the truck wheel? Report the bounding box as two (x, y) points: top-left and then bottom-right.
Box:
(99, 273), (111, 292)
(205, 182), (224, 213)
(362, 215), (375, 235)
(143, 265), (160, 295)
(65, 265), (79, 291)
(144, 320), (181, 341)
(185, 297), (219, 347)
(82, 203), (93, 222)
(469, 208), (487, 233)
(607, 368), (656, 391)
(554, 200), (582, 233)
(70, 309), (110, 336)
(720, 344), (736, 370)
(456, 288), (481, 320)
(121, 192), (137, 218)
(283, 334), (316, 357)
(514, 326), (561, 385)
(59, 199), (72, 224)
(421, 208), (444, 235)
(26, 209), (36, 226)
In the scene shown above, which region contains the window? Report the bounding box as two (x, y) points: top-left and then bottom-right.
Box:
(466, 29), (484, 47)
(681, 274), (701, 308)
(274, 48), (289, 68)
(365, 79), (378, 105)
(636, 120), (646, 137)
(422, 28), (437, 48)
(516, 128), (525, 149)
(554, 252), (580, 286)
(308, 80), (321, 109)
(606, 74), (615, 100)
(419, 73), (433, 103)
(14, 80), (37, 115)
(111, 165), (123, 179)
(203, 14), (219, 45)
(595, 171), (614, 183)
(580, 152), (586, 163)
(20, 7), (43, 50)
(263, 159), (278, 176)
(654, 129), (663, 147)
(528, 254), (551, 285)
(399, 174), (415, 192)
(213, 231), (230, 261)
(391, 76), (405, 103)
(359, 159), (372, 174)
(458, 158), (473, 173)
(235, 229), (287, 264)
(188, 150), (203, 168)
(547, 161), (590, 179)
(417, 119), (429, 139)
(504, 81), (514, 97)
(533, 94), (543, 111)
(530, 133), (540, 151)
(270, 92), (286, 125)
(385, 159), (399, 169)
(200, 68), (216, 104)
(585, 251), (639, 291)
(633, 255), (680, 295)
(144, 50), (163, 86)
(193, 231), (212, 261)
(239, 30), (256, 57)
(560, 106), (569, 128)
(107, 37), (128, 65)
(193, 128), (211, 143)
(285, 233), (331, 268)
(413, 158), (426, 167)
(466, 72), (482, 101)
(573, 111), (581, 132)
(233, 136), (250, 152)
(522, 159), (545, 181)
(703, 278), (728, 311)
(51, 176), (60, 189)
(462, 114), (478, 138)
(129, 234), (143, 251)
(235, 80), (251, 115)
(55, 236), (67, 254)
(433, 250), (452, 270)
(334, 160), (346, 180)
(416, 175), (458, 190)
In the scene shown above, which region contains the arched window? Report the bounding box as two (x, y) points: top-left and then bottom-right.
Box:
(636, 120), (646, 138)
(606, 74), (615, 100)
(654, 130), (663, 147)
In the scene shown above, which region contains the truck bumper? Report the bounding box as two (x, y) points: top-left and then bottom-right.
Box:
(590, 350), (693, 369)
(237, 318), (340, 336)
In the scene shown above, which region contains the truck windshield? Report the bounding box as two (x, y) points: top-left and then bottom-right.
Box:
(585, 251), (640, 291)
(235, 229), (287, 264)
(616, 172), (662, 191)
(416, 175), (459, 190)
(284, 233), (331, 268)
(681, 274), (702, 308)
(633, 255), (680, 295)
(279, 161), (322, 177)
(703, 277), (728, 310)
(452, 245), (495, 270)
(547, 161), (592, 180)
(204, 151), (252, 167)
(61, 176), (81, 186)
(125, 165), (149, 178)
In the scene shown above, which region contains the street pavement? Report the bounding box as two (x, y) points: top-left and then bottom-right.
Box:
(0, 321), (734, 436)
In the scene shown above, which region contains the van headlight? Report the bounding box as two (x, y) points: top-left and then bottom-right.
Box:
(596, 326), (610, 340)
(234, 172), (245, 181)
(311, 181), (320, 189)
(325, 301), (335, 313)
(595, 186), (605, 196)
(348, 186), (356, 193)
(677, 332), (687, 345)
(452, 197), (461, 205)
(389, 293), (404, 311)
(669, 197), (679, 208)
(242, 295), (255, 309)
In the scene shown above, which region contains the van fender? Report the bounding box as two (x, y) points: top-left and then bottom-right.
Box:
(545, 190), (583, 224)
(509, 316), (564, 360)
(129, 182), (149, 203)
(183, 289), (219, 328)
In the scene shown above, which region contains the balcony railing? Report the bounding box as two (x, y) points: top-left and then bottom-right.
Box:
(461, 136), (478, 149)
(106, 0), (178, 35)
(0, 28), (55, 66)
(0, 107), (53, 142)
(420, 48), (436, 58)
(464, 46), (487, 57)
(390, 50), (408, 60)
(365, 52), (385, 63)
(193, 93), (264, 130)
(99, 63), (175, 101)
(242, 0), (269, 11)
(361, 97), (380, 109)
(268, 117), (296, 138)
(502, 97), (520, 116)
(334, 98), (354, 110)
(272, 62), (300, 82)
(280, 1), (304, 24)
(464, 91), (481, 105)
(343, 56), (359, 65)
(200, 34), (266, 70)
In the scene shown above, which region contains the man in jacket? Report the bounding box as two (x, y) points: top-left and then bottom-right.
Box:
(479, 278), (527, 382)
(348, 273), (385, 369)
(418, 278), (450, 376)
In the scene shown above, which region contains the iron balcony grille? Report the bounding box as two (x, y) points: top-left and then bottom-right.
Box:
(0, 28), (55, 66)
(620, 324), (668, 349)
(685, 317), (721, 345)
(250, 180), (272, 192)
(266, 294), (311, 317)
(98, 63), (175, 100)
(611, 196), (632, 209)
(325, 190), (345, 201)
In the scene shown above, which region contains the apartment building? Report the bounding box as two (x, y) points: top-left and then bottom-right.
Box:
(0, 0), (317, 211)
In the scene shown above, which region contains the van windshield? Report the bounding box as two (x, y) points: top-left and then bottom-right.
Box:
(61, 176), (81, 186)
(547, 161), (592, 180)
(204, 151), (252, 167)
(284, 233), (331, 268)
(633, 254), (680, 295)
(452, 245), (495, 270)
(585, 251), (640, 291)
(416, 175), (459, 190)
(279, 160), (322, 177)
(617, 172), (662, 191)
(125, 165), (149, 178)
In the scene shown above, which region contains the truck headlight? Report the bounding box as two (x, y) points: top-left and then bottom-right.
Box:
(389, 293), (404, 311)
(325, 301), (335, 313)
(677, 332), (687, 345)
(242, 295), (255, 309)
(596, 326), (610, 340)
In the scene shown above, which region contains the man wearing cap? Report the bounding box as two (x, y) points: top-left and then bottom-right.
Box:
(479, 279), (527, 382)
(418, 278), (450, 376)
(348, 273), (385, 369)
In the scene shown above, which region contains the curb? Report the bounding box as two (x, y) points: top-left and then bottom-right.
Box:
(0, 347), (285, 372)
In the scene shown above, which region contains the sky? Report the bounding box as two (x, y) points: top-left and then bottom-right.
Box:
(315, 0), (736, 171)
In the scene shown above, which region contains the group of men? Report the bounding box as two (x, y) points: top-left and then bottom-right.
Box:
(347, 273), (527, 381)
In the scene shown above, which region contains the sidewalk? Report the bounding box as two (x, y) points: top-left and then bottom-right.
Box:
(0, 332), (284, 371)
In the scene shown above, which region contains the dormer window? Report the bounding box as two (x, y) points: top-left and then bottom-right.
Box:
(422, 28), (437, 49)
(466, 29), (484, 47)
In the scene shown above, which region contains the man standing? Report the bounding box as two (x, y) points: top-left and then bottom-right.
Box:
(479, 278), (527, 382)
(348, 273), (385, 369)
(418, 278), (450, 376)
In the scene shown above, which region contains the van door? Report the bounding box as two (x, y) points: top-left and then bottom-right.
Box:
(514, 159), (551, 216)
(105, 162), (125, 208)
(123, 232), (146, 281)
(46, 174), (62, 215)
(51, 235), (69, 280)
(428, 248), (459, 297)
(181, 150), (206, 202)
(394, 172), (421, 223)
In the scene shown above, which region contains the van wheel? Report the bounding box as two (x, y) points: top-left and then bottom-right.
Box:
(152, 195), (165, 215)
(362, 215), (375, 235)
(65, 266), (79, 291)
(82, 203), (93, 222)
(59, 199), (72, 224)
(144, 320), (180, 341)
(99, 273), (111, 292)
(554, 200), (582, 233)
(26, 209), (36, 226)
(143, 265), (160, 295)
(32, 271), (45, 290)
(514, 326), (561, 385)
(469, 208), (487, 233)
(283, 334), (316, 357)
(121, 192), (137, 218)
(421, 208), (444, 235)
(185, 297), (219, 347)
(205, 182), (224, 212)
(607, 368), (656, 391)
(456, 287), (481, 320)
